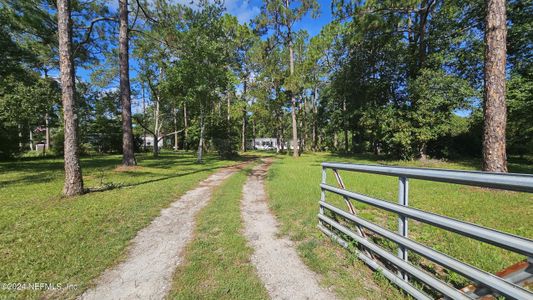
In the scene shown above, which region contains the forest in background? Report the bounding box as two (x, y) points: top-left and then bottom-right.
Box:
(0, 0), (531, 195)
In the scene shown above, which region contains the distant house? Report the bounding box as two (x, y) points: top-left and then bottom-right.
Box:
(142, 136), (164, 148)
(248, 138), (299, 151)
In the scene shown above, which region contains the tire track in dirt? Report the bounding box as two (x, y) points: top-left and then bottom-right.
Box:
(80, 163), (246, 300)
(241, 159), (337, 300)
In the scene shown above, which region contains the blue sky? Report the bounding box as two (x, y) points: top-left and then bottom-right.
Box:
(235, 0), (333, 36)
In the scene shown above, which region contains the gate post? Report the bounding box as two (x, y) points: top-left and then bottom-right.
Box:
(320, 166), (327, 219)
(398, 176), (409, 280)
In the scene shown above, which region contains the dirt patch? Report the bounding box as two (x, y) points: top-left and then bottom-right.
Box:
(241, 159), (337, 300)
(80, 164), (245, 300)
(113, 165), (143, 172)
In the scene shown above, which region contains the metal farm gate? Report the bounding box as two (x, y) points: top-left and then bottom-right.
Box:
(318, 162), (533, 299)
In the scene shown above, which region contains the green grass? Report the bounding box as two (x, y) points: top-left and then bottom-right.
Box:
(168, 164), (269, 300)
(265, 152), (533, 299)
(0, 151), (240, 299)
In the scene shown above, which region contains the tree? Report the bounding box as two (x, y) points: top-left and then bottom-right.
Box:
(255, 0), (319, 157)
(57, 0), (84, 196)
(221, 15), (258, 152)
(119, 0), (136, 166)
(482, 0), (508, 172)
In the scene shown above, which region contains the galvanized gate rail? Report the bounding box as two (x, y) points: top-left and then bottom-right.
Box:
(318, 162), (533, 300)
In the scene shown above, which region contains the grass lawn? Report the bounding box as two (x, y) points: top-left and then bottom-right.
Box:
(0, 151), (240, 299)
(265, 152), (533, 299)
(169, 164), (269, 300)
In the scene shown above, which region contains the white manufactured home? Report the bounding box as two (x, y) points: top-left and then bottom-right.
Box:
(248, 138), (299, 151)
(142, 136), (164, 148)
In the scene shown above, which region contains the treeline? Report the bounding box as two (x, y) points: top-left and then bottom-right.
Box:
(0, 0), (531, 196)
(249, 0), (531, 168)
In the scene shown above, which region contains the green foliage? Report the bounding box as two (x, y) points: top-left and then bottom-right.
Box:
(209, 114), (240, 159)
(0, 124), (20, 159)
(507, 72), (533, 157)
(408, 69), (476, 156)
(86, 91), (123, 153)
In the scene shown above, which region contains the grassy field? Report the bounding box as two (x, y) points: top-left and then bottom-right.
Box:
(265, 153), (533, 299)
(0, 152), (240, 299)
(1, 150), (531, 299)
(169, 164), (269, 300)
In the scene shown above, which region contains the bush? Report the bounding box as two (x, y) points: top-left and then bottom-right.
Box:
(0, 124), (21, 159)
(209, 116), (239, 159)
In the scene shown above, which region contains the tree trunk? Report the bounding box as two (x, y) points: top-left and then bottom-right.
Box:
(142, 85), (147, 151)
(252, 118), (256, 150)
(343, 97), (348, 152)
(419, 142), (428, 160)
(173, 106), (178, 151)
(241, 80), (247, 152)
(301, 100), (306, 152)
(312, 86), (318, 152)
(197, 112), (205, 163)
(45, 113), (50, 152)
(153, 95), (160, 158)
(58, 0), (83, 196)
(241, 108), (246, 152)
(279, 114), (284, 152)
(183, 102), (188, 150)
(18, 124), (22, 149)
(227, 93), (231, 122)
(290, 54), (299, 157)
(285, 0), (299, 157)
(482, 0), (508, 172)
(153, 134), (159, 157)
(119, 0), (136, 166)
(29, 126), (33, 151)
(417, 0), (431, 70)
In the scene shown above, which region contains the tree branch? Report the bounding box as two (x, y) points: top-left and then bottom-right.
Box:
(134, 116), (155, 136)
(74, 17), (118, 55)
(157, 129), (184, 142)
(135, 0), (158, 23)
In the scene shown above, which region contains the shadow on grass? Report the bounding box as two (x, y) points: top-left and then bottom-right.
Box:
(84, 154), (258, 194)
(0, 152), (258, 190)
(0, 173), (58, 188)
(84, 165), (224, 193)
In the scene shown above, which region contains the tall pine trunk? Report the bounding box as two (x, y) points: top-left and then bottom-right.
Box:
(29, 126), (33, 151)
(197, 112), (205, 163)
(312, 86), (318, 151)
(289, 44), (299, 157)
(285, 0), (299, 157)
(58, 0), (83, 196)
(119, 0), (136, 166)
(343, 97), (348, 152)
(183, 102), (188, 150)
(153, 95), (160, 158)
(142, 85), (147, 151)
(241, 80), (247, 152)
(45, 113), (50, 152)
(173, 106), (178, 151)
(241, 108), (247, 152)
(482, 0), (508, 172)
